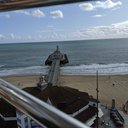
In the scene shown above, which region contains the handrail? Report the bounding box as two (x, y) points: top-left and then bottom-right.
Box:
(0, 79), (89, 128)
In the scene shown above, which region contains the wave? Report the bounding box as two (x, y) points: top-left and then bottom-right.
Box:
(1, 63), (128, 77)
(0, 66), (49, 77)
(0, 65), (5, 68)
(61, 63), (128, 75)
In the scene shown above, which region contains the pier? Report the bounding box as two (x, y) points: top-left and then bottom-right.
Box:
(45, 46), (68, 86)
(47, 59), (60, 85)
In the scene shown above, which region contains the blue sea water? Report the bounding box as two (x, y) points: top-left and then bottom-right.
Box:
(1, 38), (128, 76)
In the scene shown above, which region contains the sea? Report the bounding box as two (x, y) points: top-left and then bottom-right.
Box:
(1, 38), (128, 77)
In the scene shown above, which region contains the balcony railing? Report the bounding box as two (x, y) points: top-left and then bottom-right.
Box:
(0, 79), (89, 128)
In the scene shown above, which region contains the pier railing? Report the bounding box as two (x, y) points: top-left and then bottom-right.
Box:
(0, 79), (89, 128)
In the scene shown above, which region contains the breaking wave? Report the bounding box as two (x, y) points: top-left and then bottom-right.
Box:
(1, 63), (128, 77)
(0, 65), (5, 68)
(61, 63), (128, 75)
(0, 66), (48, 77)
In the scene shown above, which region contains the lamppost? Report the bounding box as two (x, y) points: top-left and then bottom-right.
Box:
(96, 71), (99, 128)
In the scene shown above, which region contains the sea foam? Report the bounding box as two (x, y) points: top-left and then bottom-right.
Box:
(0, 66), (48, 77)
(0, 65), (5, 68)
(61, 63), (128, 75)
(0, 63), (128, 77)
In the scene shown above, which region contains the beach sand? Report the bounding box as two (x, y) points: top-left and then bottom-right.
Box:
(2, 75), (39, 89)
(2, 75), (128, 109)
(59, 75), (128, 110)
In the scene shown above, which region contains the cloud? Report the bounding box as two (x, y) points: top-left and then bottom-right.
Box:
(0, 34), (5, 40)
(38, 28), (64, 33)
(92, 14), (106, 18)
(47, 25), (54, 28)
(79, 0), (122, 11)
(2, 21), (128, 42)
(0, 14), (10, 19)
(15, 9), (45, 18)
(48, 21), (128, 41)
(10, 33), (15, 39)
(5, 14), (10, 18)
(74, 20), (128, 39)
(79, 3), (95, 11)
(31, 9), (45, 18)
(95, 0), (122, 9)
(50, 10), (63, 19)
(47, 21), (128, 41)
(0, 33), (23, 42)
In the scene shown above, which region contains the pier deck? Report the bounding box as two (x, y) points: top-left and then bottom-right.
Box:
(47, 59), (60, 86)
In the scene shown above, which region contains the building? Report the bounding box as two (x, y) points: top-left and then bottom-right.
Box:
(0, 98), (17, 128)
(15, 86), (103, 128)
(0, 86), (103, 128)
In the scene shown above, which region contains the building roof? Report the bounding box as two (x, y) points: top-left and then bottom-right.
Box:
(0, 85), (97, 127)
(23, 86), (89, 114)
(74, 106), (97, 123)
(0, 98), (16, 117)
(0, 98), (17, 128)
(24, 85), (98, 124)
(0, 119), (17, 128)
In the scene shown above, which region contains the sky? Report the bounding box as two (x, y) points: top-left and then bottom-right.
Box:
(0, 0), (128, 43)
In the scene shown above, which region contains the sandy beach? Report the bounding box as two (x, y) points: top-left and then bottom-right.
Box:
(1, 75), (128, 109)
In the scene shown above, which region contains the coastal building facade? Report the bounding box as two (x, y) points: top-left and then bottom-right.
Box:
(16, 110), (43, 128)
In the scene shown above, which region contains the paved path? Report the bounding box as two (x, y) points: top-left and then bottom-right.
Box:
(99, 105), (128, 128)
(119, 111), (128, 128)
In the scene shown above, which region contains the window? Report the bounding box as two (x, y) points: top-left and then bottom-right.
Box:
(24, 117), (28, 128)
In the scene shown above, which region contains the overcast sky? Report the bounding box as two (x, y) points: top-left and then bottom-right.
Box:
(0, 0), (128, 43)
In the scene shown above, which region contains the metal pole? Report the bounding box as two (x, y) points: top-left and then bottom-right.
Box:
(96, 71), (99, 128)
(0, 79), (89, 128)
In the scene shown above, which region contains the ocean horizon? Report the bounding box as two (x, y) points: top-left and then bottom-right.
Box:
(1, 38), (128, 76)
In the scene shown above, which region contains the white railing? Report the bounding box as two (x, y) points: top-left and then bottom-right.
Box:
(0, 79), (89, 128)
